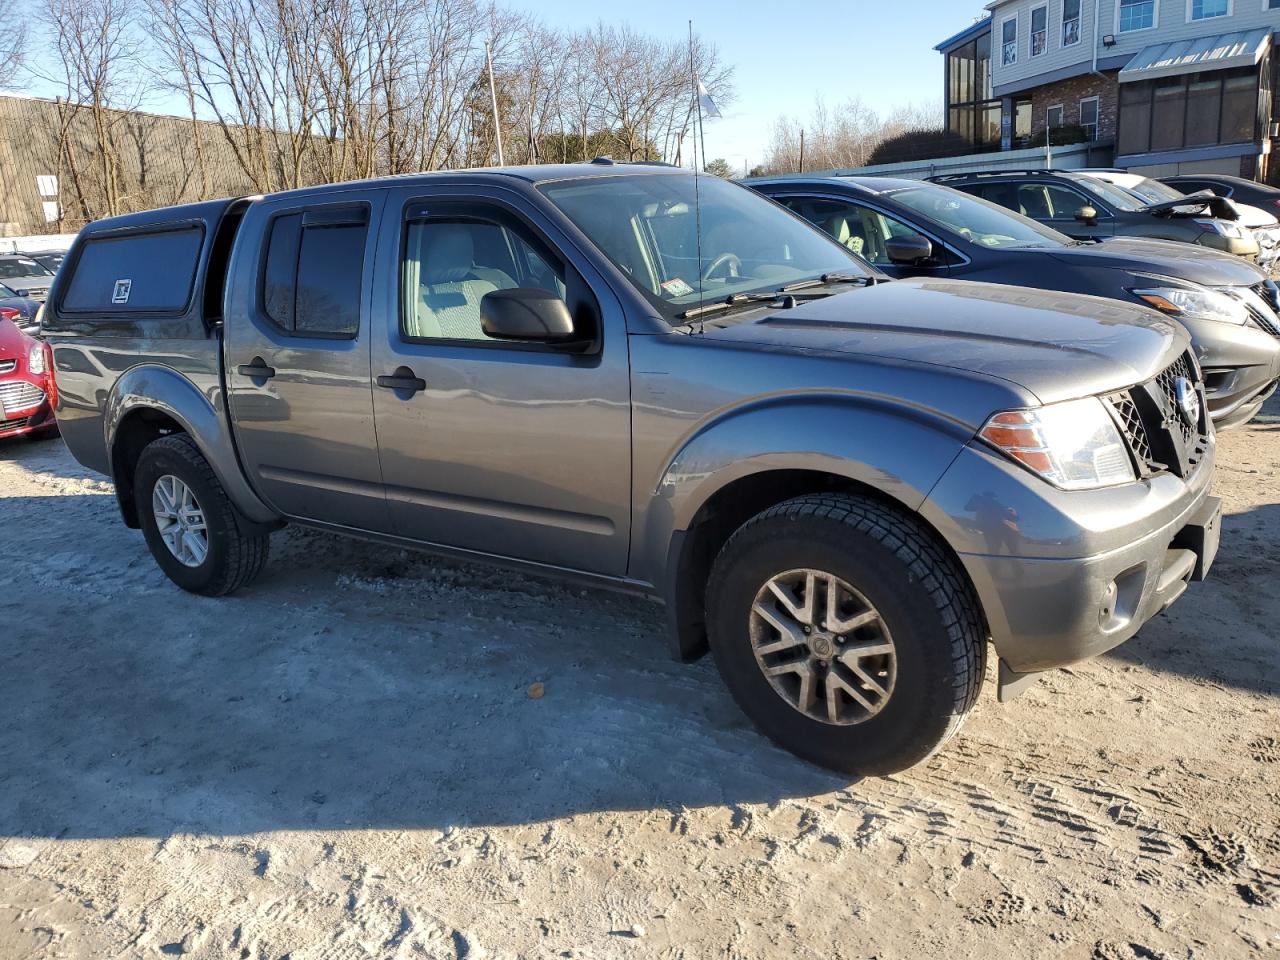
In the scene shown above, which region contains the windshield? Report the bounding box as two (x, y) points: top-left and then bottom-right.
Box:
(1079, 177), (1143, 212)
(0, 257), (52, 278)
(888, 185), (1071, 249)
(540, 173), (870, 322)
(0, 282), (15, 297)
(1118, 177), (1186, 204)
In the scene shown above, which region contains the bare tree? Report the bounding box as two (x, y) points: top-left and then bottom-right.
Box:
(762, 97), (942, 174)
(0, 1), (28, 79)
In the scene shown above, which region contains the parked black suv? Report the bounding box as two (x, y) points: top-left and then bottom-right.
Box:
(932, 170), (1258, 260)
(747, 175), (1280, 428)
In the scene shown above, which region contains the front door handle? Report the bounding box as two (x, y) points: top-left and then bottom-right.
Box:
(237, 357), (276, 380)
(376, 367), (427, 394)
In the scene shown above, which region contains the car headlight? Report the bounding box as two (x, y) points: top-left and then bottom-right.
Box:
(979, 397), (1136, 490)
(1195, 218), (1245, 239)
(1131, 286), (1248, 325)
(28, 343), (46, 375)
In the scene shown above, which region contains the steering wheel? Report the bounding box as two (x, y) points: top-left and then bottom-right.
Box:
(701, 252), (741, 282)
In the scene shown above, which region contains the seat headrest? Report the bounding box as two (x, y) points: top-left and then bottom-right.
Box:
(826, 215), (852, 244)
(422, 227), (475, 284)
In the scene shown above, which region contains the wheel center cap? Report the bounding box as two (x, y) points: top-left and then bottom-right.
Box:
(810, 635), (834, 658)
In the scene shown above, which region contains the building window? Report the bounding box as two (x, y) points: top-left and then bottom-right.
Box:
(1189, 0), (1230, 19)
(1118, 0), (1156, 32)
(1079, 97), (1099, 139)
(1015, 99), (1033, 141)
(1062, 0), (1082, 47)
(946, 32), (1001, 150)
(1031, 6), (1048, 57)
(1002, 17), (1018, 66)
(1047, 104), (1065, 129)
(1118, 66), (1260, 155)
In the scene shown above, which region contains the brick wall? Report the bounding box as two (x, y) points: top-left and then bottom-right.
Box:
(1017, 71), (1119, 144)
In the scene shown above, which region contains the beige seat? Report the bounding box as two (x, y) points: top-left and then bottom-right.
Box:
(409, 227), (515, 340)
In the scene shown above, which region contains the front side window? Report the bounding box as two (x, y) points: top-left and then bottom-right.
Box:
(401, 216), (565, 342)
(260, 206), (368, 338)
(1190, 0), (1229, 19)
(1002, 17), (1018, 66)
(1031, 6), (1048, 56)
(1015, 183), (1097, 221)
(1119, 0), (1155, 32)
(541, 174), (868, 324)
(1062, 0), (1081, 46)
(779, 198), (935, 268)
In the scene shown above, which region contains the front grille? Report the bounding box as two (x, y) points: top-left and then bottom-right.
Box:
(1104, 350), (1209, 479)
(0, 358), (15, 374)
(0, 380), (45, 412)
(0, 414), (30, 433)
(1245, 283), (1280, 338)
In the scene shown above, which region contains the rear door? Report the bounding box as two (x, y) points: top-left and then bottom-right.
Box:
(366, 185), (632, 575)
(224, 188), (389, 530)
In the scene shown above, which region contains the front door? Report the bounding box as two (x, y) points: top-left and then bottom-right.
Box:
(224, 189), (389, 530)
(367, 189), (632, 576)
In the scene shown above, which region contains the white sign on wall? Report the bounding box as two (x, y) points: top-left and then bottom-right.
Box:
(36, 175), (59, 199)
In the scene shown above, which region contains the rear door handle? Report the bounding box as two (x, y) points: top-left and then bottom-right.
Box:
(237, 358), (276, 380)
(376, 367), (427, 394)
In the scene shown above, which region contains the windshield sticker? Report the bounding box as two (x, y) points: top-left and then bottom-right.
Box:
(661, 277), (694, 297)
(112, 279), (132, 304)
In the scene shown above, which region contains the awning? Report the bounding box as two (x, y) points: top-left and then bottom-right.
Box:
(1118, 27), (1273, 83)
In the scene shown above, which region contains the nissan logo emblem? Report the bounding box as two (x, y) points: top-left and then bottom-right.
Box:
(1174, 376), (1201, 428)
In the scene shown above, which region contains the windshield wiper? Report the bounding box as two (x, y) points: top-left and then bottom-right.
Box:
(677, 274), (880, 322)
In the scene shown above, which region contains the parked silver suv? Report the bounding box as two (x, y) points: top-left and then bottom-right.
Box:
(42, 164), (1221, 775)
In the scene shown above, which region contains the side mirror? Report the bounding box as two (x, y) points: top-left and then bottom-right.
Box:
(480, 287), (582, 346)
(885, 234), (934, 265)
(1075, 205), (1099, 225)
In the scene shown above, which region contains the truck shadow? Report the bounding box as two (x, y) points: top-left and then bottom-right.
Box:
(0, 494), (845, 842)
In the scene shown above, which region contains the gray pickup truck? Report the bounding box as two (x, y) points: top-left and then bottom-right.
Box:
(42, 162), (1221, 775)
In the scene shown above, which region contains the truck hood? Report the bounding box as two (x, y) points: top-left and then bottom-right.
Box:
(1046, 235), (1266, 287)
(699, 278), (1187, 405)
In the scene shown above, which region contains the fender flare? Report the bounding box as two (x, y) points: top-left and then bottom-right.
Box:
(638, 394), (975, 658)
(104, 363), (279, 525)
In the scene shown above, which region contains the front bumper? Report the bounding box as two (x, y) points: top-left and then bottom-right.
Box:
(1182, 314), (1280, 428)
(921, 435), (1216, 675)
(0, 375), (55, 439)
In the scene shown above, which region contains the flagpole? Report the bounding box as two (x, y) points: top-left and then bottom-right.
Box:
(688, 21), (699, 173)
(486, 41), (504, 166)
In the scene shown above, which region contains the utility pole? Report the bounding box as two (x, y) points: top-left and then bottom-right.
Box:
(799, 129), (805, 173)
(485, 41), (505, 166)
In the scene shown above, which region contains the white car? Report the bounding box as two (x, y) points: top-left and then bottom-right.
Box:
(1081, 169), (1280, 271)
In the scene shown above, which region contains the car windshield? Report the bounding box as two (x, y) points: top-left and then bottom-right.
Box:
(1118, 177), (1187, 205)
(0, 282), (15, 297)
(0, 257), (52, 278)
(1078, 177), (1143, 212)
(887, 185), (1071, 249)
(540, 173), (870, 322)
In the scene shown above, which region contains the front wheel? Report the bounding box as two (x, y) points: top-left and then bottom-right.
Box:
(705, 494), (986, 776)
(133, 434), (271, 596)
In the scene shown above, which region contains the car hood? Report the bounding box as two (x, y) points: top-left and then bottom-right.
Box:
(699, 278), (1187, 405)
(1, 274), (53, 293)
(1045, 235), (1266, 287)
(0, 316), (35, 358)
(1234, 203), (1280, 229)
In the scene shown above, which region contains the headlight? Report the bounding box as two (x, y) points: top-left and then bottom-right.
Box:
(28, 343), (46, 375)
(979, 397), (1135, 490)
(1131, 286), (1248, 325)
(1195, 218), (1244, 239)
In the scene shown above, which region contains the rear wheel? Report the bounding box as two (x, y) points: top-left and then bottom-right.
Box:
(705, 494), (986, 776)
(133, 434), (270, 596)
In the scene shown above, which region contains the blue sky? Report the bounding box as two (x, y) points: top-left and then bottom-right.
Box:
(533, 0), (989, 172)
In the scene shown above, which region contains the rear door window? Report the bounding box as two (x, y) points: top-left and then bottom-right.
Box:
(259, 205), (369, 338)
(61, 227), (204, 313)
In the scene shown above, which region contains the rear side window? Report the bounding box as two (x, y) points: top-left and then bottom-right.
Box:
(61, 227), (203, 313)
(259, 205), (368, 338)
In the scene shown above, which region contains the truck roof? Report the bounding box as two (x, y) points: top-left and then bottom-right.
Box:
(76, 161), (685, 236)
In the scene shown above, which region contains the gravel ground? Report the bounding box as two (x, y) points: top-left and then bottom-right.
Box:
(1, 395), (1278, 960)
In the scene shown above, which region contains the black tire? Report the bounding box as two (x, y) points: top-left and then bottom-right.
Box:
(705, 494), (986, 776)
(133, 433), (271, 596)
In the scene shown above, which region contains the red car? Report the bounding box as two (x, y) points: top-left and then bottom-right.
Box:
(0, 311), (57, 440)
